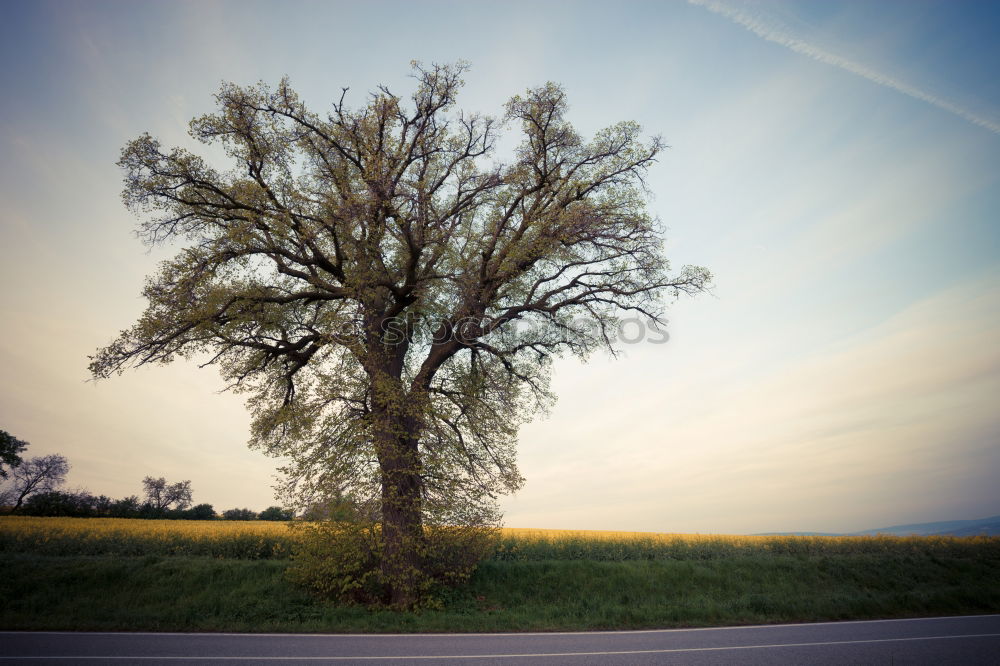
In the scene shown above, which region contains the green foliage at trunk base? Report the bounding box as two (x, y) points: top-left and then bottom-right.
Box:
(285, 521), (498, 608)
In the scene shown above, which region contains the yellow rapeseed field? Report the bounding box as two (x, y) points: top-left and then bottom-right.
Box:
(495, 525), (997, 559)
(0, 516), (295, 558)
(0, 515), (289, 539)
(1, 516), (995, 560)
(503, 526), (769, 541)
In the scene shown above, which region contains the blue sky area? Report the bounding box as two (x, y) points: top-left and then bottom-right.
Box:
(1, 0), (997, 532)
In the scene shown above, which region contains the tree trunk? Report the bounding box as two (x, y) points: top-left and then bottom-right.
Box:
(379, 435), (425, 608)
(367, 340), (427, 607)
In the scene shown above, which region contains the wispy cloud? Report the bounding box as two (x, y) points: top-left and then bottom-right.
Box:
(689, 0), (1000, 135)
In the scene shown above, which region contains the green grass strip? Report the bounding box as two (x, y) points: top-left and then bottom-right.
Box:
(2, 553), (998, 632)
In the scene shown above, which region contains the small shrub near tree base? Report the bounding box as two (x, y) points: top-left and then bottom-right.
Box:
(286, 521), (498, 609)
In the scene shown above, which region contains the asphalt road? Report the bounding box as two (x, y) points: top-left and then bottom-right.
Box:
(2, 615), (999, 665)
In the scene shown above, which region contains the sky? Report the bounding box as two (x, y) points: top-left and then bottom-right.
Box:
(1, 0), (998, 534)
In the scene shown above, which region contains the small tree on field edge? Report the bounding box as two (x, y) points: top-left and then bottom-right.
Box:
(6, 454), (70, 512)
(141, 476), (193, 512)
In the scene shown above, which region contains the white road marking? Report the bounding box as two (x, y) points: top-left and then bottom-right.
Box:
(3, 631), (999, 660)
(2, 613), (997, 638)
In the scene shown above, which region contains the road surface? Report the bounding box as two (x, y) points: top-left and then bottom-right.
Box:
(2, 614), (999, 664)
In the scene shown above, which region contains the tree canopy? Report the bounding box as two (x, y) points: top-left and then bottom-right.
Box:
(0, 430), (28, 479)
(91, 62), (709, 605)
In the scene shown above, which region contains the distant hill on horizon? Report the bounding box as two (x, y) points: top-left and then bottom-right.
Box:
(852, 515), (1000, 537)
(755, 514), (1000, 537)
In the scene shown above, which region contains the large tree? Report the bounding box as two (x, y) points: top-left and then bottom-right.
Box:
(91, 63), (709, 605)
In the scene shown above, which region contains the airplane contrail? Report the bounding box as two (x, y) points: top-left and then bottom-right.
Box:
(689, 0), (1000, 135)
